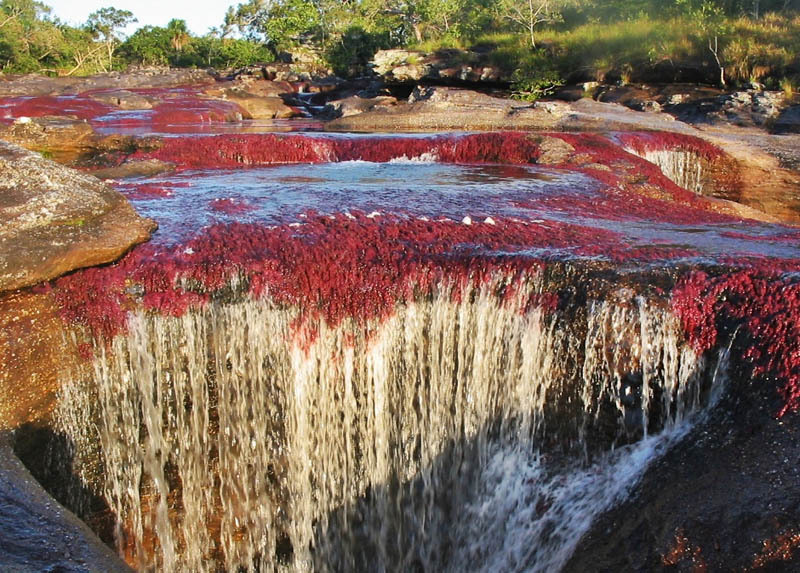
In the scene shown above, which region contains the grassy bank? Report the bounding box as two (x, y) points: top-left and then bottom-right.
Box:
(419, 13), (800, 96)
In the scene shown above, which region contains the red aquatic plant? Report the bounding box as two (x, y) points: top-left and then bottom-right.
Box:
(209, 198), (255, 214)
(672, 269), (800, 415)
(0, 95), (114, 123)
(615, 131), (724, 161)
(52, 213), (636, 340)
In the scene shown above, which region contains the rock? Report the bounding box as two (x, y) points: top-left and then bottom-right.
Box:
(206, 79), (295, 99)
(566, 373), (800, 571)
(89, 89), (155, 110)
(668, 93), (690, 105)
(91, 159), (176, 180)
(327, 95), (398, 118)
(0, 140), (155, 292)
(372, 49), (509, 85)
(772, 105), (800, 134)
(0, 68), (215, 97)
(0, 116), (96, 152)
(628, 99), (663, 113)
(535, 135), (576, 164)
(205, 81), (298, 119)
(714, 90), (787, 127)
(326, 87), (677, 132)
(0, 438), (132, 570)
(230, 95), (297, 119)
(407, 85), (521, 109)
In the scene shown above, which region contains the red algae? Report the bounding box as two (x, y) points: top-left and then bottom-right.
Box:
(615, 131), (724, 161)
(53, 213), (635, 340)
(672, 269), (800, 415)
(137, 134), (336, 168)
(209, 198), (255, 214)
(519, 186), (739, 226)
(115, 182), (176, 200)
(139, 133), (544, 170)
(0, 95), (114, 123)
(133, 131), (735, 222)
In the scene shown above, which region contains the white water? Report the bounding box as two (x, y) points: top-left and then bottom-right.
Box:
(55, 275), (721, 572)
(626, 148), (706, 194)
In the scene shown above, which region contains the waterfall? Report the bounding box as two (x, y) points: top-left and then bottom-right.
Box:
(54, 274), (722, 572)
(625, 148), (706, 194)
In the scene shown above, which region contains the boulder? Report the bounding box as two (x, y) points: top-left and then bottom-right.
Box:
(772, 104), (800, 134)
(205, 81), (298, 119)
(89, 89), (155, 110)
(372, 49), (509, 85)
(0, 68), (215, 97)
(328, 94), (398, 118)
(231, 95), (297, 119)
(0, 116), (96, 152)
(91, 159), (176, 180)
(0, 140), (155, 292)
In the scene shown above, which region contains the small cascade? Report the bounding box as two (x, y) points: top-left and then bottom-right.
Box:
(53, 274), (723, 572)
(625, 148), (706, 194)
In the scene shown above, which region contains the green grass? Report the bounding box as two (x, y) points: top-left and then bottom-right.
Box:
(411, 14), (800, 88)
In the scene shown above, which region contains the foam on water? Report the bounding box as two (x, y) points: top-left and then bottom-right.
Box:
(54, 276), (724, 572)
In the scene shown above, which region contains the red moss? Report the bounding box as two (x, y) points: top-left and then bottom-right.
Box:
(149, 98), (247, 125)
(720, 230), (800, 243)
(672, 269), (800, 415)
(615, 131), (724, 161)
(209, 198), (255, 214)
(750, 529), (800, 569)
(551, 132), (703, 203)
(136, 133), (545, 170)
(518, 186), (738, 226)
(115, 182), (177, 200)
(0, 95), (113, 123)
(53, 213), (643, 340)
(137, 134), (335, 168)
(132, 131), (743, 224)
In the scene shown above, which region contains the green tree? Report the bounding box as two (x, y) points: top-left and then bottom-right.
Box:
(118, 25), (171, 66)
(86, 6), (136, 70)
(498, 0), (568, 48)
(676, 0), (730, 85)
(167, 19), (190, 52)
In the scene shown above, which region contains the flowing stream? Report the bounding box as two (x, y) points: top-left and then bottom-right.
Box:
(54, 277), (724, 572)
(36, 138), (785, 571)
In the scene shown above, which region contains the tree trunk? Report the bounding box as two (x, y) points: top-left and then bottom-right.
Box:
(413, 22), (423, 43)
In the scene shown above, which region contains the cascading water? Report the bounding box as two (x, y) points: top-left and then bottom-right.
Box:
(54, 275), (723, 572)
(30, 132), (800, 572)
(624, 148), (706, 194)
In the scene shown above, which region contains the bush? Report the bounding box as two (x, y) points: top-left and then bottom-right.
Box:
(510, 50), (564, 101)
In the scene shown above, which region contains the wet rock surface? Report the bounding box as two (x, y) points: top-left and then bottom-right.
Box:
(0, 116), (96, 152)
(0, 140), (155, 292)
(372, 48), (508, 85)
(0, 69), (799, 571)
(566, 376), (800, 571)
(0, 68), (215, 97)
(0, 437), (131, 572)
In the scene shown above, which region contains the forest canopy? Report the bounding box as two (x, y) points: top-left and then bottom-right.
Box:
(0, 0), (798, 88)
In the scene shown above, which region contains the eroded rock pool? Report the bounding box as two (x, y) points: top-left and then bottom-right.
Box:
(12, 130), (800, 572)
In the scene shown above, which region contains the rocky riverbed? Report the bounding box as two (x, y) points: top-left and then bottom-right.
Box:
(0, 67), (798, 571)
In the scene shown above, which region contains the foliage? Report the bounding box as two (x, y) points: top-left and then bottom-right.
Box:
(0, 0), (798, 84)
(86, 6), (136, 71)
(510, 50), (564, 100)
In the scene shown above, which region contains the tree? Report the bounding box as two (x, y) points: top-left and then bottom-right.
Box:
(223, 0), (273, 41)
(676, 0), (729, 85)
(167, 19), (190, 52)
(118, 25), (171, 66)
(499, 0), (566, 49)
(86, 6), (136, 71)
